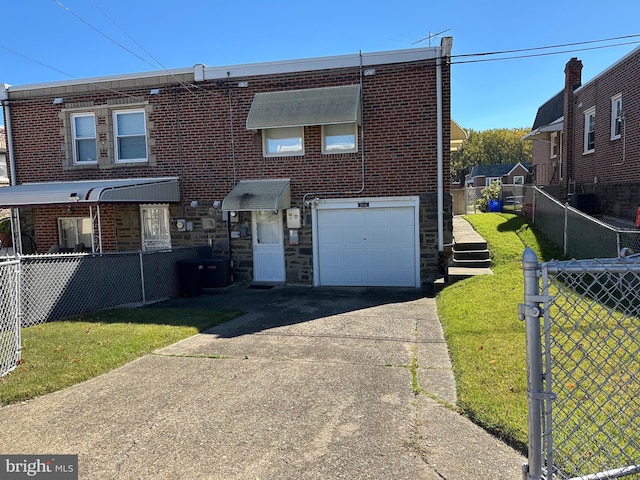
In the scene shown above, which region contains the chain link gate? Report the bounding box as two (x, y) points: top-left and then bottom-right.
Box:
(0, 259), (21, 377)
(521, 248), (640, 480)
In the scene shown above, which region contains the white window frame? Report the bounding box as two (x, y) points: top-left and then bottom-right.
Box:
(611, 94), (622, 140)
(114, 109), (148, 163)
(322, 123), (358, 154)
(550, 132), (558, 159)
(263, 126), (304, 157)
(485, 177), (502, 187)
(140, 204), (171, 252)
(71, 113), (97, 164)
(513, 175), (525, 185)
(58, 217), (93, 249)
(584, 107), (596, 154)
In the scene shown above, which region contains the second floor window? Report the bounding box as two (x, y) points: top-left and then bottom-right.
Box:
(114, 110), (147, 163)
(611, 94), (622, 140)
(322, 123), (357, 154)
(550, 132), (558, 159)
(584, 108), (595, 154)
(263, 127), (304, 156)
(72, 113), (97, 163)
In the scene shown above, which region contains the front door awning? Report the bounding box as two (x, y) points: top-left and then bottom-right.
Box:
(0, 177), (180, 207)
(222, 179), (291, 211)
(246, 85), (361, 130)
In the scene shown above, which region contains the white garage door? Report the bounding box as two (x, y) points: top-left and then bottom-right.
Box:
(316, 201), (418, 287)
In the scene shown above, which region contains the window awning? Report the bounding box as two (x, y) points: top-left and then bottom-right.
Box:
(0, 177), (180, 207)
(222, 179), (291, 211)
(246, 85), (361, 130)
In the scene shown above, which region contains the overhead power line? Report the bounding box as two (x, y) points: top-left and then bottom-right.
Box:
(450, 33), (640, 64)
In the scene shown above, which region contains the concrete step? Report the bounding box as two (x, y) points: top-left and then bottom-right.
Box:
(451, 240), (488, 251)
(448, 266), (493, 283)
(452, 248), (490, 261)
(449, 258), (492, 269)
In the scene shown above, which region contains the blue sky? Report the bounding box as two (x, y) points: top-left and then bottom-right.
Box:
(2, 0), (640, 132)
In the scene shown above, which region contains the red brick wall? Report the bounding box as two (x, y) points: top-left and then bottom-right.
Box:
(571, 49), (640, 187)
(8, 58), (449, 208)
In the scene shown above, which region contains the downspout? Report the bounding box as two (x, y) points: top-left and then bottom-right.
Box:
(2, 84), (22, 254)
(436, 40), (452, 253)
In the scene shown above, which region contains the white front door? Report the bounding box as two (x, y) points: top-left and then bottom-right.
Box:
(252, 210), (285, 283)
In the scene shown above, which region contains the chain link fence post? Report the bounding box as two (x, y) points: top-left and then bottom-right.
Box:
(521, 247), (544, 480)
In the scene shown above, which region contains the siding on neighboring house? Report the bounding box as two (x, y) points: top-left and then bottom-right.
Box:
(1, 40), (453, 288)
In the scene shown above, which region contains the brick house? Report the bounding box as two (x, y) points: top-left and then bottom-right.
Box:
(524, 45), (640, 221)
(0, 38), (453, 288)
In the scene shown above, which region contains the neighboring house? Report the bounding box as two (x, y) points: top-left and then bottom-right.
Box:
(524, 46), (640, 220)
(464, 162), (532, 188)
(0, 38), (453, 288)
(0, 126), (8, 186)
(522, 91), (564, 192)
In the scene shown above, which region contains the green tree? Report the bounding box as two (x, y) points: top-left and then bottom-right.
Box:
(451, 127), (532, 183)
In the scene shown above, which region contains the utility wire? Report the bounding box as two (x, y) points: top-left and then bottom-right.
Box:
(451, 39), (640, 64)
(52, 0), (156, 69)
(451, 33), (640, 59)
(86, 0), (199, 95)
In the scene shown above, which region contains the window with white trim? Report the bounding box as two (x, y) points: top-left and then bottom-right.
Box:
(584, 107), (595, 154)
(513, 175), (525, 185)
(58, 217), (93, 249)
(550, 132), (558, 159)
(263, 127), (303, 156)
(611, 94), (622, 140)
(71, 113), (97, 164)
(140, 204), (171, 251)
(114, 109), (148, 163)
(0, 155), (8, 182)
(485, 177), (502, 186)
(322, 123), (357, 153)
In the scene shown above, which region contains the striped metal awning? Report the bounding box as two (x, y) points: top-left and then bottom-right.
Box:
(246, 85), (361, 130)
(0, 177), (180, 207)
(222, 179), (291, 211)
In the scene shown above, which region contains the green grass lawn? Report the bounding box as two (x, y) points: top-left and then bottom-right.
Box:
(437, 213), (563, 452)
(0, 307), (242, 406)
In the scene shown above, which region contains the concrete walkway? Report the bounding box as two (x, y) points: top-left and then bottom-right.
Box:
(0, 286), (525, 479)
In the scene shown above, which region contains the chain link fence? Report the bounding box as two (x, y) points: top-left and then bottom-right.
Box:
(0, 259), (21, 378)
(0, 246), (211, 375)
(522, 249), (639, 480)
(461, 185), (640, 259)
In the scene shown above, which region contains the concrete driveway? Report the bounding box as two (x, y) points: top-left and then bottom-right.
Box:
(0, 286), (525, 479)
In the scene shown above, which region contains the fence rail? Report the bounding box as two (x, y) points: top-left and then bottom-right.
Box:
(522, 248), (639, 480)
(0, 246), (210, 376)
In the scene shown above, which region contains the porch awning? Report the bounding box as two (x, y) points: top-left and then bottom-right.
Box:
(222, 179), (291, 211)
(0, 177), (180, 207)
(522, 120), (563, 141)
(246, 85), (361, 130)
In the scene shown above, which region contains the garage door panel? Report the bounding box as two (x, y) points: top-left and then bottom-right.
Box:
(317, 204), (417, 287)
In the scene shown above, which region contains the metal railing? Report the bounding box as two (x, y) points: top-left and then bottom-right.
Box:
(521, 248), (639, 479)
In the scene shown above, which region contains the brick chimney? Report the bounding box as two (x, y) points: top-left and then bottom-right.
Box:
(562, 58), (583, 200)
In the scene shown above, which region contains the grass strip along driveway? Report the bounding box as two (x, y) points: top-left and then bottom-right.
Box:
(437, 213), (563, 453)
(0, 308), (242, 406)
